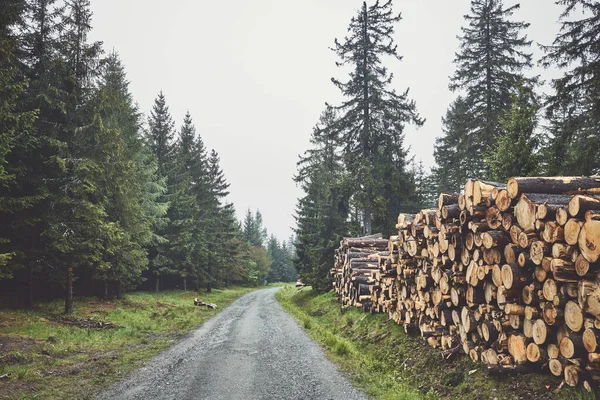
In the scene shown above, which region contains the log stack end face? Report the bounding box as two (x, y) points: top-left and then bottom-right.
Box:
(331, 176), (600, 391)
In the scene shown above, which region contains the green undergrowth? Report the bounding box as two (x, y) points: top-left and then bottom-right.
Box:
(0, 286), (257, 399)
(276, 287), (594, 400)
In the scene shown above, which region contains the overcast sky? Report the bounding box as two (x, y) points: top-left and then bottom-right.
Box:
(89, 0), (567, 241)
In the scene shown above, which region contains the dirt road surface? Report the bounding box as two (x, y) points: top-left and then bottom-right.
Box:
(99, 287), (365, 400)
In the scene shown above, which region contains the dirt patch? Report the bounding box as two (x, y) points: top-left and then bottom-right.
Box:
(0, 336), (41, 356)
(54, 316), (119, 329)
(0, 353), (32, 365)
(0, 380), (40, 400)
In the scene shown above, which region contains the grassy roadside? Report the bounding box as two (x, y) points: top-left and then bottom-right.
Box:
(276, 286), (593, 400)
(0, 286), (258, 399)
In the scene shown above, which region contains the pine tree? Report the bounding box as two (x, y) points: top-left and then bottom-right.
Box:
(252, 210), (267, 247)
(0, 0), (38, 277)
(541, 0), (600, 175)
(279, 241), (296, 282)
(89, 53), (165, 296)
(242, 209), (267, 247)
(1, 0), (65, 307)
(43, 0), (109, 313)
(266, 235), (282, 283)
(294, 107), (350, 291)
(166, 112), (201, 290)
(242, 209), (255, 244)
(449, 0), (533, 178)
(145, 91), (176, 291)
(204, 149), (235, 291)
(331, 1), (423, 235)
(485, 83), (539, 181)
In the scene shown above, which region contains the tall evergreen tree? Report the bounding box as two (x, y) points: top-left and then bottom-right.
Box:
(242, 209), (267, 247)
(331, 0), (423, 235)
(166, 112), (200, 290)
(448, 0), (533, 178)
(204, 149), (236, 291)
(0, 0), (38, 277)
(541, 0), (600, 175)
(43, 0), (109, 313)
(1, 0), (66, 307)
(294, 107), (350, 291)
(145, 91), (176, 291)
(242, 209), (255, 244)
(266, 235), (282, 283)
(89, 53), (166, 296)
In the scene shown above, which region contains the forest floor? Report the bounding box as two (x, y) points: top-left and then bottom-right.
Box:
(0, 286), (261, 399)
(276, 286), (595, 400)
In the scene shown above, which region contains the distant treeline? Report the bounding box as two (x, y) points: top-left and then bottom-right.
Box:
(0, 0), (294, 311)
(294, 0), (600, 291)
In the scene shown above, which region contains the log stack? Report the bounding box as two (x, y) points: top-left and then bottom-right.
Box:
(331, 176), (600, 390)
(332, 234), (390, 312)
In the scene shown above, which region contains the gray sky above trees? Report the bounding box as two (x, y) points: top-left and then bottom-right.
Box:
(89, 0), (567, 240)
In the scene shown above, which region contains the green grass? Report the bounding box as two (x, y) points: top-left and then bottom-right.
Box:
(0, 286), (257, 399)
(276, 286), (595, 400)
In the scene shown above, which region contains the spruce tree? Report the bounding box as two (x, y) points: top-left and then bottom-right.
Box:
(242, 209), (267, 247)
(145, 91), (176, 291)
(267, 235), (282, 283)
(204, 149), (235, 291)
(294, 107), (350, 291)
(279, 241), (296, 282)
(541, 0), (600, 175)
(0, 0), (38, 277)
(449, 0), (533, 177)
(168, 112), (202, 290)
(89, 53), (165, 295)
(331, 1), (423, 234)
(2, 0), (65, 307)
(242, 209), (255, 244)
(44, 0), (109, 313)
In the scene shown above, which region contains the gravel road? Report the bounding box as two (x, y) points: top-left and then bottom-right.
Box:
(99, 287), (365, 400)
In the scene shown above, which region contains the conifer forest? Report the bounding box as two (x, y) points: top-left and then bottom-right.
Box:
(0, 0), (296, 312)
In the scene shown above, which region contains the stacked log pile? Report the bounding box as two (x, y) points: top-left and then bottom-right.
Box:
(331, 176), (600, 390)
(332, 234), (390, 311)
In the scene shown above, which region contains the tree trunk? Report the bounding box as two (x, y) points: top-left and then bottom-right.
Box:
(183, 276), (187, 291)
(155, 275), (160, 292)
(116, 280), (122, 300)
(65, 267), (73, 314)
(26, 266), (33, 309)
(103, 280), (108, 300)
(361, 2), (372, 236)
(507, 176), (600, 199)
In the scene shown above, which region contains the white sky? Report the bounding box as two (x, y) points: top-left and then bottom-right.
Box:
(89, 0), (567, 241)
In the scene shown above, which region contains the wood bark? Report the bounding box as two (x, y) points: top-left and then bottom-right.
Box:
(507, 177), (600, 199)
